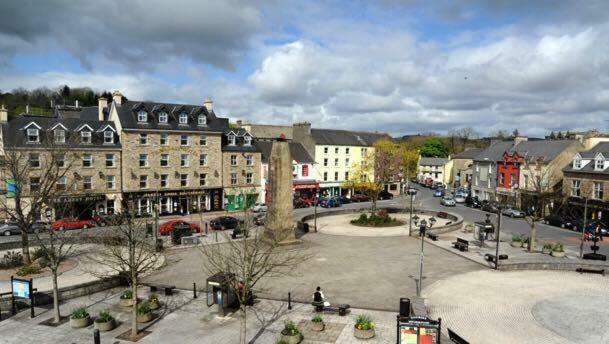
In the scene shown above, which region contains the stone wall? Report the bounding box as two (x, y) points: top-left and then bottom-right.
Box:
(221, 151), (261, 188)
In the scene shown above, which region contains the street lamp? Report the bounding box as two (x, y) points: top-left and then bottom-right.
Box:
(314, 190), (320, 233)
(407, 188), (417, 236)
(413, 215), (435, 297)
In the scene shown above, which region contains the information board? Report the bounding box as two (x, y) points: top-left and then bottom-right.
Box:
(12, 278), (30, 299)
(398, 316), (441, 344)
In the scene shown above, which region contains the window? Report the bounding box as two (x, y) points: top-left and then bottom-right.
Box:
(29, 154), (40, 168)
(510, 174), (516, 186)
(488, 164), (492, 174)
(199, 173), (207, 186)
(160, 174), (168, 188)
(323, 172), (328, 181)
(228, 134), (236, 146)
(245, 155), (253, 166)
(57, 176), (67, 191)
(230, 173), (237, 185)
(160, 133), (168, 145)
(323, 158), (328, 167)
(55, 154), (65, 167)
(54, 129), (65, 143)
(30, 177), (40, 192)
(199, 154), (207, 166)
(246, 172), (253, 184)
(244, 135), (252, 146)
(137, 110), (147, 122)
(81, 131), (92, 144)
(345, 158), (350, 167)
(105, 154), (114, 167)
(139, 133), (148, 145)
(106, 175), (115, 190)
(595, 158), (604, 170)
(231, 155), (237, 166)
(180, 134), (188, 146)
(571, 180), (581, 197)
(499, 173), (505, 185)
(180, 174), (188, 187)
(324, 147), (328, 154)
(335, 172), (339, 181)
(594, 182), (604, 199)
(83, 176), (92, 190)
(302, 165), (309, 177)
(158, 112), (168, 123)
(27, 128), (39, 143)
(334, 158), (339, 167)
(335, 147), (339, 154)
(180, 154), (189, 167)
(179, 113), (188, 124)
(345, 147), (350, 155)
(82, 154), (93, 167)
(524, 175), (529, 188)
(345, 171), (349, 180)
(199, 135), (207, 145)
(139, 154), (148, 167)
(476, 164), (479, 172)
(160, 154), (169, 167)
(573, 158), (582, 169)
(139, 175), (148, 189)
(362, 148), (368, 155)
(104, 131), (114, 144)
(198, 115), (206, 126)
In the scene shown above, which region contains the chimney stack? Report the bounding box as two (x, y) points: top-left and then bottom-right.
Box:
(514, 136), (528, 145)
(0, 104), (7, 123)
(203, 97), (213, 112)
(98, 97), (108, 121)
(112, 90), (123, 105)
(75, 100), (79, 108)
(236, 120), (243, 127)
(26, 104), (29, 114)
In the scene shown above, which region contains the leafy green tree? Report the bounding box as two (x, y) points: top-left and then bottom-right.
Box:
(419, 138), (448, 158)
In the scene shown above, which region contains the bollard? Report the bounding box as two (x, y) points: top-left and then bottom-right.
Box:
(288, 291), (292, 310)
(93, 329), (100, 344)
(193, 282), (197, 299)
(215, 230), (218, 242)
(205, 222), (208, 236)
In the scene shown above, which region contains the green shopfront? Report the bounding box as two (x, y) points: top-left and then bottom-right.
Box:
(224, 187), (259, 212)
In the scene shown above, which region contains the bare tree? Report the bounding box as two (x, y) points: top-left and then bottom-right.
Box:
(86, 212), (160, 338)
(199, 209), (308, 344)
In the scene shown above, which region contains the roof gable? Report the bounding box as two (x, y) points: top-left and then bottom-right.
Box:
(21, 121), (42, 130)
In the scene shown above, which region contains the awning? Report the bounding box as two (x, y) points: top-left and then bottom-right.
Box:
(293, 180), (319, 190)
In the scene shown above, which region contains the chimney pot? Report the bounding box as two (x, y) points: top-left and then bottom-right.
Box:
(112, 90), (123, 105)
(0, 104), (7, 123)
(203, 97), (213, 112)
(75, 100), (79, 108)
(26, 104), (29, 114)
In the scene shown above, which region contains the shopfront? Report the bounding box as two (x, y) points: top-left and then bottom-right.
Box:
(50, 194), (108, 220)
(224, 187), (259, 212)
(125, 188), (223, 216)
(293, 180), (319, 201)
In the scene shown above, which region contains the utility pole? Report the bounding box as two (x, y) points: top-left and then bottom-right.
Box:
(579, 197), (588, 258)
(314, 190), (319, 232)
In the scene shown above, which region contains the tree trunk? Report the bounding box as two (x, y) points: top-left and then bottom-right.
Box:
(239, 305), (247, 344)
(529, 222), (536, 252)
(21, 229), (31, 265)
(52, 268), (60, 323)
(131, 276), (138, 338)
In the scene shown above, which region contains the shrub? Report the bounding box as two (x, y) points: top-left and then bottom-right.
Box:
(137, 301), (151, 315)
(543, 242), (553, 250)
(30, 248), (48, 261)
(0, 251), (23, 269)
(351, 211), (401, 227)
(16, 264), (41, 276)
(553, 243), (564, 252)
(281, 320), (300, 336)
(312, 314), (323, 323)
(149, 292), (159, 303)
(354, 314), (375, 331)
(522, 236), (530, 244)
(95, 310), (113, 323)
(120, 289), (133, 299)
(511, 234), (522, 242)
(71, 307), (89, 319)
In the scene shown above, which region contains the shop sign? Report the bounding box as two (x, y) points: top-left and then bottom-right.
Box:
(293, 183), (320, 190)
(127, 189), (210, 198)
(52, 194), (106, 203)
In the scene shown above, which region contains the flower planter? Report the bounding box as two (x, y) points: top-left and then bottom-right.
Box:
(137, 312), (152, 323)
(149, 300), (160, 310)
(354, 327), (375, 339)
(70, 315), (91, 329)
(94, 319), (115, 332)
(551, 250), (565, 258)
(511, 241), (521, 247)
(311, 321), (324, 332)
(280, 334), (302, 344)
(119, 298), (135, 308)
(542, 248), (552, 255)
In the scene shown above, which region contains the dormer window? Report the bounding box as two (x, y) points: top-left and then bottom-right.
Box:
(198, 115), (207, 126)
(595, 158), (604, 171)
(228, 134), (236, 146)
(573, 157), (582, 169)
(179, 113), (188, 124)
(137, 110), (148, 123)
(244, 135), (252, 146)
(27, 128), (39, 143)
(54, 129), (65, 143)
(158, 112), (168, 123)
(81, 131), (92, 144)
(104, 131), (114, 144)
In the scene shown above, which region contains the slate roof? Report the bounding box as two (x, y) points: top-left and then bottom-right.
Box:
(255, 141), (314, 164)
(579, 142), (609, 159)
(222, 128), (259, 153)
(452, 148), (484, 160)
(473, 141), (514, 162)
(419, 157), (448, 166)
(311, 128), (390, 146)
(114, 100), (229, 132)
(56, 106), (101, 121)
(245, 124), (293, 140)
(2, 114), (120, 149)
(508, 140), (578, 163)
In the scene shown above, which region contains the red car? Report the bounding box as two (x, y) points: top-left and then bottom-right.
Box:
(51, 218), (94, 230)
(351, 194), (370, 202)
(159, 220), (201, 235)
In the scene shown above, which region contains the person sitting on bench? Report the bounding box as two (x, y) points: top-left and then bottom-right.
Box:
(313, 286), (330, 307)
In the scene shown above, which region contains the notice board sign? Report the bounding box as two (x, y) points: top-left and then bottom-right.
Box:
(397, 316), (441, 344)
(11, 278), (30, 299)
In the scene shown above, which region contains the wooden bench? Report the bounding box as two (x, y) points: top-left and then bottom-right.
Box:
(451, 238), (469, 251)
(448, 327), (470, 344)
(426, 232), (438, 241)
(144, 283), (176, 296)
(311, 301), (350, 316)
(484, 253), (508, 263)
(576, 267), (605, 275)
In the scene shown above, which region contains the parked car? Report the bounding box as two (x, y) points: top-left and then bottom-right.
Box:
(424, 178), (434, 187)
(337, 196), (352, 204)
(432, 188), (445, 197)
(320, 198), (341, 208)
(254, 213), (266, 226)
(440, 196), (456, 207)
(301, 198), (317, 207)
(92, 214), (122, 226)
(0, 224), (20, 236)
(406, 187), (418, 195)
(159, 220), (201, 235)
(351, 194), (370, 202)
(293, 198), (310, 208)
(464, 196), (482, 208)
(378, 190), (394, 200)
(210, 216), (243, 230)
(252, 203), (268, 213)
(51, 218), (94, 230)
(481, 201), (500, 213)
(502, 207), (526, 218)
(544, 214), (576, 229)
(453, 194), (466, 203)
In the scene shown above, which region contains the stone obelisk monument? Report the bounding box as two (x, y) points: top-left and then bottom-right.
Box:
(265, 135), (295, 244)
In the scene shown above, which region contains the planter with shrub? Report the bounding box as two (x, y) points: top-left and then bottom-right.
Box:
(280, 320), (302, 344)
(311, 314), (324, 332)
(353, 314), (375, 339)
(551, 243), (565, 257)
(119, 289), (135, 307)
(542, 242), (553, 255)
(16, 264), (41, 276)
(69, 307), (91, 328)
(0, 251), (23, 269)
(350, 210), (404, 227)
(94, 310), (115, 332)
(149, 293), (160, 310)
(136, 301), (153, 323)
(511, 234), (522, 247)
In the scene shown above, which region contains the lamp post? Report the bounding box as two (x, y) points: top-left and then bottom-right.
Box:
(579, 197), (589, 258)
(314, 190), (319, 233)
(413, 215), (435, 297)
(407, 188), (417, 236)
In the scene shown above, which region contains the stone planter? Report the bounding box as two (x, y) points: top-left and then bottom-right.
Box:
(311, 321), (325, 332)
(70, 315), (91, 329)
(552, 250), (565, 258)
(94, 319), (115, 332)
(280, 334), (302, 344)
(119, 298), (135, 308)
(137, 312), (152, 323)
(354, 328), (375, 339)
(511, 241), (521, 247)
(149, 300), (160, 310)
(542, 248), (552, 255)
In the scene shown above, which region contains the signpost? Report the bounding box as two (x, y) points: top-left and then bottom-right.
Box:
(397, 315), (441, 344)
(11, 276), (35, 318)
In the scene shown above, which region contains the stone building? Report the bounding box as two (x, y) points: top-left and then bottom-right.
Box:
(450, 148), (483, 190)
(221, 128), (261, 211)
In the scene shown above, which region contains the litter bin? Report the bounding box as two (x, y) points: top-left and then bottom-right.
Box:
(303, 223), (310, 233)
(171, 224), (192, 245)
(146, 223), (153, 236)
(206, 272), (239, 316)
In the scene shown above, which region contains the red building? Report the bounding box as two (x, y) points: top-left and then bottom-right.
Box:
(497, 152), (522, 189)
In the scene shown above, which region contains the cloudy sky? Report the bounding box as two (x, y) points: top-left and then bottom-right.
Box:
(1, 0), (608, 137)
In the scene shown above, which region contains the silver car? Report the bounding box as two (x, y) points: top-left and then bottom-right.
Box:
(0, 224), (20, 236)
(441, 196), (456, 207)
(454, 194), (466, 203)
(502, 208), (525, 218)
